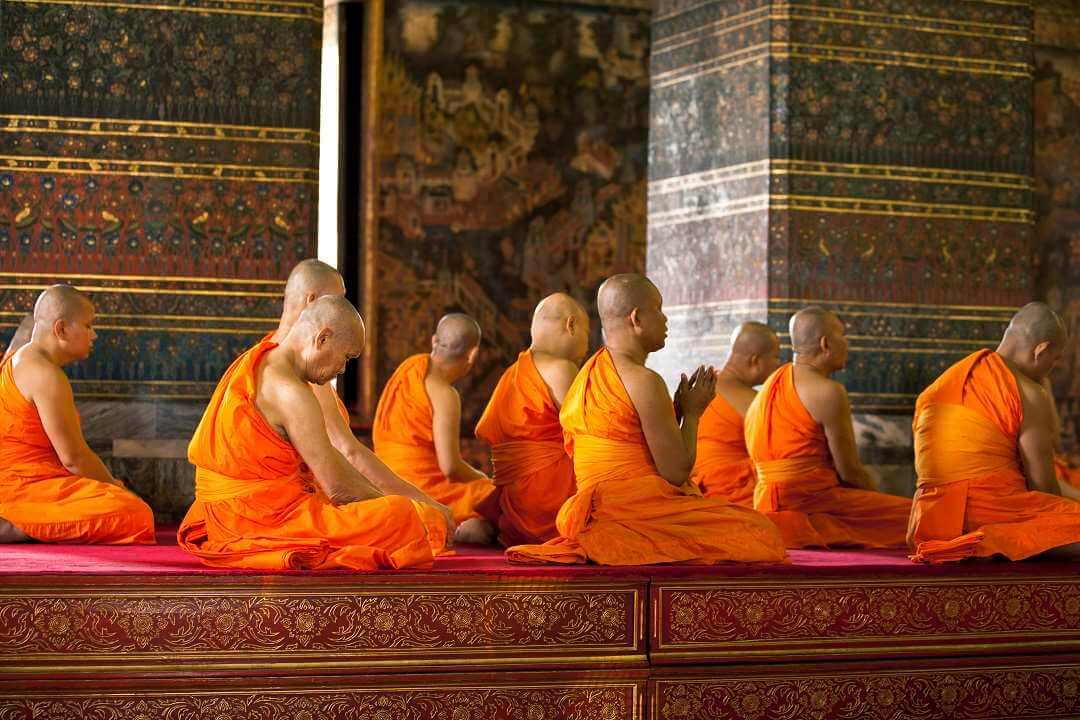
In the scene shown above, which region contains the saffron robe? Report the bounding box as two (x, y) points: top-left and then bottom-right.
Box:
(178, 341), (434, 570)
(908, 350), (1080, 563)
(506, 348), (787, 565)
(373, 354), (494, 523)
(744, 364), (911, 549)
(0, 357), (155, 544)
(691, 392), (756, 506)
(474, 350), (575, 546)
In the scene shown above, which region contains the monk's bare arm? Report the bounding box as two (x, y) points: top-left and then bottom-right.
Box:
(535, 357), (578, 409)
(1041, 377), (1064, 453)
(1018, 380), (1061, 496)
(809, 382), (874, 490)
(428, 381), (489, 482)
(266, 376), (383, 504)
(312, 383), (456, 519)
(24, 360), (118, 485)
(624, 367), (695, 486)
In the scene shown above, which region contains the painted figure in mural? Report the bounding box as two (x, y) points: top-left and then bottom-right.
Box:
(908, 302), (1080, 563)
(691, 322), (782, 507)
(743, 307), (912, 550)
(474, 293), (589, 546)
(265, 260), (455, 551)
(2, 313), (33, 363)
(373, 313), (497, 545)
(0, 285), (155, 544)
(178, 296), (437, 570)
(507, 274), (787, 565)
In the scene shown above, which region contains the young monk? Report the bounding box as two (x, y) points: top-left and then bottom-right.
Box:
(267, 260), (456, 549)
(908, 302), (1080, 562)
(474, 293), (589, 546)
(0, 285), (154, 544)
(2, 313), (33, 363)
(178, 296), (436, 570)
(744, 307), (911, 549)
(506, 274), (787, 565)
(691, 321), (781, 505)
(373, 314), (496, 544)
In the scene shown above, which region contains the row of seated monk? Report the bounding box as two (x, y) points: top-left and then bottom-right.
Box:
(1, 260), (1079, 569)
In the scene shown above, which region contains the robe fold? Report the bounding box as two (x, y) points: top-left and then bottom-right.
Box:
(474, 350), (575, 546)
(506, 349), (787, 565)
(373, 354), (494, 523)
(178, 341), (434, 570)
(690, 392), (756, 505)
(0, 357), (155, 544)
(908, 350), (1080, 563)
(744, 364), (911, 549)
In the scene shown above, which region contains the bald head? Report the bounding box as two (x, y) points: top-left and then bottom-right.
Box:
(433, 313), (482, 360)
(789, 307), (841, 353)
(34, 285), (92, 330)
(3, 313), (34, 362)
(284, 259), (345, 305)
(531, 292), (589, 361)
(295, 295), (365, 348)
(1004, 302), (1066, 349)
(533, 292), (586, 329)
(597, 273), (660, 326)
(731, 321), (778, 356)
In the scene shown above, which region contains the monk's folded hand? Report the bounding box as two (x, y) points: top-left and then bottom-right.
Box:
(673, 372), (690, 422)
(681, 365), (716, 418)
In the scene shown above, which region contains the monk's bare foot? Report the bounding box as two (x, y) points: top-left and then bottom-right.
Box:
(0, 517), (30, 543)
(1043, 542), (1080, 560)
(454, 518), (496, 546)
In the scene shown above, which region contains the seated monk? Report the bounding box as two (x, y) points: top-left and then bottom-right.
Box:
(373, 314), (496, 543)
(3, 313), (33, 363)
(744, 307), (911, 549)
(691, 321), (781, 505)
(0, 286), (154, 544)
(178, 296), (435, 570)
(507, 274), (787, 565)
(908, 302), (1080, 562)
(474, 293), (589, 546)
(265, 260), (455, 550)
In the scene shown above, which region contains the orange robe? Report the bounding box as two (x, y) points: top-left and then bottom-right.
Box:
(690, 392), (756, 505)
(1056, 456), (1080, 489)
(373, 354), (494, 523)
(178, 341), (434, 570)
(474, 350), (575, 546)
(506, 349), (787, 565)
(744, 363), (911, 549)
(0, 357), (154, 544)
(908, 350), (1080, 563)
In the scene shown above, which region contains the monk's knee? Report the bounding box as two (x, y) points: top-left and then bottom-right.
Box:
(0, 516), (31, 543)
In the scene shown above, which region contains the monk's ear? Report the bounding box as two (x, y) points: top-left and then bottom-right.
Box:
(467, 345), (479, 366)
(304, 291), (318, 307)
(628, 307), (641, 329)
(1033, 340), (1052, 364)
(316, 327), (333, 348)
(431, 334), (438, 351)
(566, 315), (577, 335)
(52, 318), (68, 341)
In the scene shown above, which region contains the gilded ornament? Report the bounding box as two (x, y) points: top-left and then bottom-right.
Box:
(526, 703), (545, 720)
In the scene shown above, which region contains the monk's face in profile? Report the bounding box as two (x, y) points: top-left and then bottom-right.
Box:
(306, 329), (364, 385)
(823, 315), (849, 371)
(60, 300), (98, 361)
(633, 287), (668, 352)
(749, 336), (782, 384)
(1030, 339), (1065, 381)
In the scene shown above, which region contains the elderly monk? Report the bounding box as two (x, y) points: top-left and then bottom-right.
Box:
(266, 260), (455, 549)
(691, 321), (781, 505)
(908, 303), (1080, 562)
(3, 313), (33, 363)
(507, 274), (787, 565)
(373, 314), (496, 543)
(474, 293), (589, 546)
(178, 296), (435, 570)
(0, 286), (154, 544)
(744, 307), (911, 549)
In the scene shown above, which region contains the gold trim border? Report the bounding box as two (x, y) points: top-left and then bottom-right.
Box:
(1, 156), (317, 184)
(5, 0), (321, 22)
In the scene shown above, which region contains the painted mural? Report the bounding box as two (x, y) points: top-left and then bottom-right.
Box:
(378, 0), (650, 422)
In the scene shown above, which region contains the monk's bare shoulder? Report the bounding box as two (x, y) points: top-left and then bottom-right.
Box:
(610, 353), (666, 395)
(1015, 370), (1054, 430)
(532, 353), (579, 406)
(424, 372), (460, 411)
(792, 365), (849, 423)
(255, 353), (312, 438)
(714, 377), (756, 417)
(11, 346), (70, 405)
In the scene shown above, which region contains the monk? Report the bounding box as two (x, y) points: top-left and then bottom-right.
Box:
(3, 313), (33, 363)
(178, 296), (436, 570)
(474, 293), (589, 546)
(691, 321), (781, 505)
(908, 302), (1080, 562)
(267, 260), (456, 549)
(507, 274), (787, 565)
(743, 307), (911, 549)
(0, 285), (154, 544)
(373, 314), (496, 543)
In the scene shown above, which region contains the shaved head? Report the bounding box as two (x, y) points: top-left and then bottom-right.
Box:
(433, 313), (482, 360)
(296, 295), (365, 347)
(284, 259), (345, 304)
(789, 307), (841, 353)
(532, 292), (586, 329)
(3, 313), (34, 362)
(731, 321), (778, 356)
(33, 284), (92, 330)
(531, 292), (590, 361)
(1004, 302), (1066, 348)
(597, 273), (660, 325)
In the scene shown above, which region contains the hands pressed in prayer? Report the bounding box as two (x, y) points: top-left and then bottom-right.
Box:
(676, 365), (717, 421)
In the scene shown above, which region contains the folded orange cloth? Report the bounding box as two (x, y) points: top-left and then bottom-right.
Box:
(691, 392), (756, 506)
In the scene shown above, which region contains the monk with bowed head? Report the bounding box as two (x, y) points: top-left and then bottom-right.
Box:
(2, 313), (33, 363)
(691, 321), (781, 505)
(743, 307), (911, 549)
(474, 293), (589, 546)
(178, 296), (436, 570)
(0, 285), (154, 544)
(507, 274), (787, 565)
(908, 302), (1080, 562)
(373, 313), (497, 544)
(267, 260), (456, 549)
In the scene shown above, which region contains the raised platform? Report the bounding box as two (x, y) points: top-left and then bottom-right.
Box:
(1, 532), (1078, 718)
